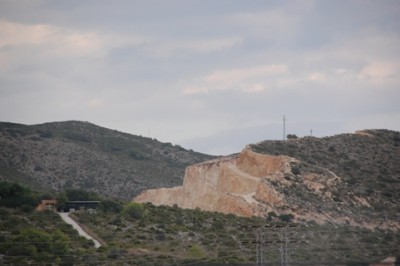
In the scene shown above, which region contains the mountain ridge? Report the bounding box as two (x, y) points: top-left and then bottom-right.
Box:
(1, 120), (399, 229)
(0, 120), (214, 200)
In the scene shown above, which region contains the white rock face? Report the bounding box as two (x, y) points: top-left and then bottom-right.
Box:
(134, 149), (298, 217)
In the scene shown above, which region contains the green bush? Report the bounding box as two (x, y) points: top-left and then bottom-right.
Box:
(129, 150), (148, 160)
(0, 181), (39, 210)
(291, 164), (301, 175)
(123, 202), (146, 219)
(65, 189), (100, 201)
(100, 199), (123, 213)
(6, 228), (69, 262)
(278, 213), (294, 223)
(287, 134), (298, 139)
(187, 244), (204, 258)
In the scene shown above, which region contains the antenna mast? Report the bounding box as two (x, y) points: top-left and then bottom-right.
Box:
(283, 115), (286, 141)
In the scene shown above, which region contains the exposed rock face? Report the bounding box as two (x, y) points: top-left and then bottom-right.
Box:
(134, 144), (400, 229)
(134, 149), (298, 217)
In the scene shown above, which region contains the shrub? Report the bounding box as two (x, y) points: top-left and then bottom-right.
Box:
(0, 181), (39, 210)
(7, 228), (69, 261)
(100, 199), (123, 213)
(267, 211), (278, 221)
(65, 189), (100, 201)
(62, 131), (91, 143)
(278, 213), (294, 223)
(187, 244), (204, 258)
(123, 202), (146, 219)
(291, 164), (301, 175)
(210, 219), (223, 230)
(129, 150), (148, 160)
(36, 130), (53, 138)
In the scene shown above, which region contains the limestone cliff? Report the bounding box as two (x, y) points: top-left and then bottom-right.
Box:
(135, 145), (399, 229)
(135, 149), (312, 219)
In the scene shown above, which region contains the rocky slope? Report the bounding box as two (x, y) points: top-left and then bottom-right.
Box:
(0, 121), (213, 200)
(135, 130), (400, 229)
(135, 149), (299, 216)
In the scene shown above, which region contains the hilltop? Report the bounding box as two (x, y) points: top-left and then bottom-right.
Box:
(0, 121), (213, 200)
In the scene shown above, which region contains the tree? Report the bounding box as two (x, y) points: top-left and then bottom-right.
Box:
(99, 199), (123, 213)
(65, 189), (100, 201)
(287, 134), (298, 139)
(7, 228), (68, 263)
(50, 230), (69, 255)
(56, 191), (68, 211)
(0, 181), (39, 210)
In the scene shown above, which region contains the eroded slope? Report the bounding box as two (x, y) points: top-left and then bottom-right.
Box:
(135, 130), (400, 229)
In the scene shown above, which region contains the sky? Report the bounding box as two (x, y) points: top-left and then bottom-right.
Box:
(0, 0), (399, 155)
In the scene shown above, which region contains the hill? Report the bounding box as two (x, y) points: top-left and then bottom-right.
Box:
(0, 121), (213, 200)
(250, 129), (400, 226)
(1, 121), (399, 229)
(135, 129), (400, 230)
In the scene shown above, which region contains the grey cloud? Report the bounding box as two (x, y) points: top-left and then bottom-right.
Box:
(1, 0), (399, 155)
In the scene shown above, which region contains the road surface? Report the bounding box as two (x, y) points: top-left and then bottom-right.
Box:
(58, 212), (101, 248)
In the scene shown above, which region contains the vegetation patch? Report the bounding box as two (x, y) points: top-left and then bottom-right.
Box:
(0, 182), (398, 265)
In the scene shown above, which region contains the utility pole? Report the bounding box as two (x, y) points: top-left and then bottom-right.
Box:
(310, 129), (313, 137)
(280, 229), (284, 266)
(256, 229), (260, 265)
(280, 227), (289, 266)
(256, 228), (265, 266)
(191, 200), (194, 225)
(284, 227), (289, 266)
(283, 115), (286, 141)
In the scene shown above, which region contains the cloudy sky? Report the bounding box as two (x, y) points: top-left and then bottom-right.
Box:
(0, 0), (399, 155)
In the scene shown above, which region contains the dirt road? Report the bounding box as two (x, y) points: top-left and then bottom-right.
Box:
(58, 212), (101, 248)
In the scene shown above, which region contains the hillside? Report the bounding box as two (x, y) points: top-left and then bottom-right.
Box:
(135, 129), (400, 230)
(73, 202), (400, 265)
(250, 130), (400, 226)
(0, 121), (213, 200)
(1, 121), (399, 229)
(2, 181), (398, 265)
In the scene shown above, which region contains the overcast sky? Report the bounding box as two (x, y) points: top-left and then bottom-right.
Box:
(0, 0), (399, 155)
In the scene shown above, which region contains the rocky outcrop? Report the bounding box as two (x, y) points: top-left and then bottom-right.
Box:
(134, 149), (299, 217)
(134, 142), (400, 229)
